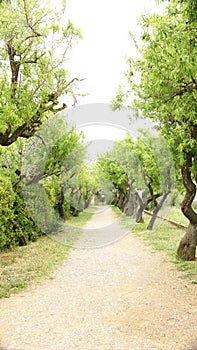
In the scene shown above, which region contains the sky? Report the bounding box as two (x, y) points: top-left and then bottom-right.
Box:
(51, 0), (166, 144)
(62, 0), (166, 105)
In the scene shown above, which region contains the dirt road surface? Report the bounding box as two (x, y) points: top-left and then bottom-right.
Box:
(0, 206), (196, 350)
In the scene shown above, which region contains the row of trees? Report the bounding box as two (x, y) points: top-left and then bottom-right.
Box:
(0, 119), (98, 249)
(113, 0), (197, 260)
(0, 0), (196, 262)
(97, 131), (175, 230)
(0, 0), (98, 249)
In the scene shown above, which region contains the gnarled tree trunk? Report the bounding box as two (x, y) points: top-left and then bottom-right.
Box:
(57, 186), (66, 221)
(147, 191), (170, 230)
(177, 153), (197, 261)
(177, 223), (197, 261)
(123, 179), (137, 216)
(135, 186), (161, 224)
(135, 191), (146, 223)
(117, 191), (126, 211)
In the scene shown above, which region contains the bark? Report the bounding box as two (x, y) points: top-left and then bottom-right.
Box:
(147, 191), (170, 230)
(69, 187), (80, 216)
(177, 153), (197, 260)
(18, 235), (27, 246)
(147, 179), (158, 208)
(57, 187), (66, 221)
(135, 191), (146, 223)
(77, 191), (83, 212)
(7, 42), (20, 91)
(135, 187), (161, 224)
(0, 99), (67, 146)
(177, 223), (197, 261)
(84, 199), (89, 209)
(123, 179), (136, 216)
(12, 219), (27, 246)
(117, 191), (126, 211)
(180, 154), (197, 224)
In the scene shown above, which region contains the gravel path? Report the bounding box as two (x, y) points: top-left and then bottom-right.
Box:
(0, 207), (196, 350)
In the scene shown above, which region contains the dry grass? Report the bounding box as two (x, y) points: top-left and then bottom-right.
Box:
(0, 210), (94, 298)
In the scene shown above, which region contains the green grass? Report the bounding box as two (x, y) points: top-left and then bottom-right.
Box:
(1, 206), (196, 299)
(165, 206), (189, 225)
(68, 210), (94, 226)
(0, 236), (70, 298)
(0, 210), (94, 299)
(119, 210), (197, 284)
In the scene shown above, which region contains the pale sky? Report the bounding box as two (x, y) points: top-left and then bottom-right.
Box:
(52, 0), (166, 143)
(62, 0), (166, 105)
(80, 123), (128, 142)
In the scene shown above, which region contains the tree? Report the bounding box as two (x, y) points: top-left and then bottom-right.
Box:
(96, 156), (129, 211)
(135, 132), (173, 229)
(156, 0), (197, 20)
(0, 142), (42, 248)
(113, 133), (173, 226)
(96, 131), (173, 228)
(22, 115), (87, 224)
(77, 165), (98, 208)
(0, 0), (82, 146)
(118, 0), (197, 259)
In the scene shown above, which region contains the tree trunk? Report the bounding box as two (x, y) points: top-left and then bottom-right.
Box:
(147, 191), (170, 230)
(177, 153), (197, 260)
(135, 190), (161, 224)
(177, 223), (197, 261)
(12, 219), (27, 246)
(123, 190), (135, 216)
(77, 191), (83, 212)
(123, 179), (136, 216)
(117, 191), (126, 211)
(57, 187), (66, 221)
(135, 191), (146, 223)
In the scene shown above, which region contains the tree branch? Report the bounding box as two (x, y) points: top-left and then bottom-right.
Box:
(23, 52), (46, 64)
(23, 0), (44, 37)
(7, 42), (20, 86)
(181, 153), (197, 224)
(164, 81), (197, 103)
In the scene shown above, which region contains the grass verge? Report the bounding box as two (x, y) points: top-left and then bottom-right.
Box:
(0, 210), (94, 299)
(115, 207), (197, 284)
(164, 206), (189, 225)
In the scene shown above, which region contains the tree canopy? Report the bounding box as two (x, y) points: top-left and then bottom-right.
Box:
(0, 0), (82, 146)
(0, 0), (97, 249)
(114, 0), (197, 260)
(96, 131), (174, 226)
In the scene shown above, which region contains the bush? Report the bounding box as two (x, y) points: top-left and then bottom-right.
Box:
(0, 173), (43, 251)
(0, 173), (16, 250)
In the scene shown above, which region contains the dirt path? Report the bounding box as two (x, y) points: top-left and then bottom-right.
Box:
(0, 207), (196, 350)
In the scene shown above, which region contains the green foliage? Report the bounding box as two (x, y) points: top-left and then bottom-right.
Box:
(156, 0), (197, 20)
(0, 171), (15, 249)
(22, 116), (98, 226)
(123, 2), (197, 169)
(113, 133), (163, 192)
(0, 115), (99, 250)
(114, 0), (196, 258)
(0, 0), (82, 145)
(0, 146), (43, 250)
(0, 0), (93, 251)
(97, 156), (128, 194)
(97, 131), (174, 200)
